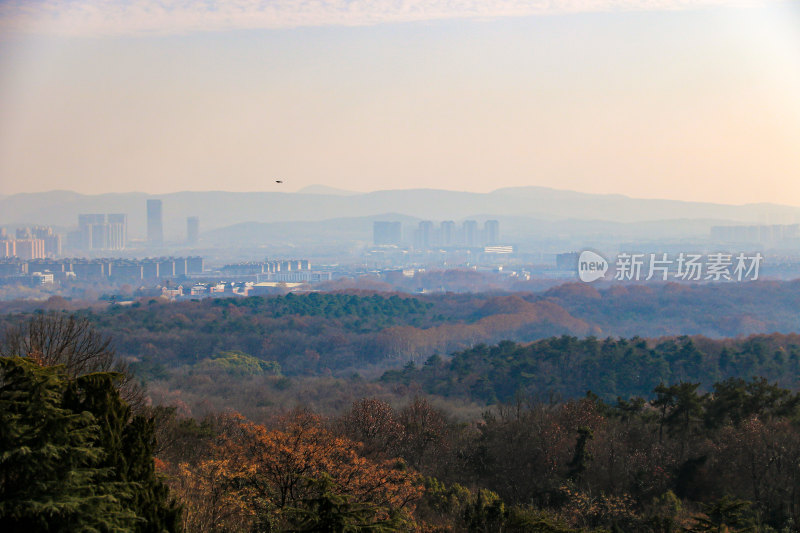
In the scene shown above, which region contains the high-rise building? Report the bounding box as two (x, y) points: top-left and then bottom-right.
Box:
(107, 214), (127, 249)
(440, 221), (455, 246)
(75, 214), (125, 251)
(90, 223), (110, 250)
(157, 258), (176, 277)
(1, 240), (15, 258)
(78, 214), (106, 250)
(463, 220), (478, 246)
(0, 226), (57, 259)
(187, 216), (199, 245)
(174, 257), (188, 276)
(72, 260), (106, 279)
(484, 220), (500, 245)
(147, 199), (163, 247)
(187, 256), (204, 274)
(142, 259), (160, 280)
(30, 226), (62, 256)
(109, 261), (143, 281)
(416, 221), (434, 249)
(373, 221), (402, 246)
(14, 239), (46, 260)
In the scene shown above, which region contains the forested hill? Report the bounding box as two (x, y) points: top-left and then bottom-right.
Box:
(382, 335), (800, 403)
(4, 282), (800, 379)
(540, 280), (800, 338)
(0, 291), (594, 376)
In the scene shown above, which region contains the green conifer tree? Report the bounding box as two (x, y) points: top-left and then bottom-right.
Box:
(0, 357), (136, 531)
(0, 356), (182, 532)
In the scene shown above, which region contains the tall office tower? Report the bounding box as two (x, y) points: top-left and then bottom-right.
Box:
(440, 220), (455, 246)
(373, 221), (402, 246)
(187, 216), (199, 245)
(484, 220), (500, 245)
(463, 220), (478, 246)
(147, 199), (163, 247)
(107, 214), (127, 249)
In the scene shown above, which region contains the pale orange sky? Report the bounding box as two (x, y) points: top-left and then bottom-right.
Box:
(0, 1), (798, 205)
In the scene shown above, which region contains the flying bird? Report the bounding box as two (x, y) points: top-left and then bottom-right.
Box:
(275, 180), (283, 184)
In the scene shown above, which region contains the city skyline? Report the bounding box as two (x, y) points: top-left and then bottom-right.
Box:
(0, 1), (798, 205)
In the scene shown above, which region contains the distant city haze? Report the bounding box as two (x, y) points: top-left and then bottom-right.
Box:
(1, 1), (798, 205)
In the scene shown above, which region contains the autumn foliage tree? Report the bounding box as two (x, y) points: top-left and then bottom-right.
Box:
(165, 410), (422, 531)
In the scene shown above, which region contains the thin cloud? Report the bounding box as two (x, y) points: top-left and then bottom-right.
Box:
(0, 0), (787, 36)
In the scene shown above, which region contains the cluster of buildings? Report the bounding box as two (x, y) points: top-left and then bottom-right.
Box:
(219, 260), (332, 283)
(132, 261), (332, 301)
(68, 200), (199, 251)
(220, 259), (310, 276)
(153, 281), (251, 300)
(0, 252), (339, 296)
(0, 256), (204, 285)
(0, 227), (62, 260)
(157, 280), (307, 300)
(710, 224), (800, 244)
(1, 199), (201, 259)
(68, 214), (128, 251)
(373, 219), (501, 249)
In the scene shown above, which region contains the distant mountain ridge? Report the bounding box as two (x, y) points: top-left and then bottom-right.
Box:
(296, 185), (358, 196)
(1, 187), (798, 241)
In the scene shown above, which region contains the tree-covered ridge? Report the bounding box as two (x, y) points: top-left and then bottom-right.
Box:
(537, 280), (800, 337)
(0, 293), (587, 377)
(7, 282), (800, 379)
(81, 293), (438, 343)
(215, 292), (433, 321)
(383, 335), (800, 403)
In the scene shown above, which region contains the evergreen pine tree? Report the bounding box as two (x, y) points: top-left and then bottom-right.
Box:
(0, 356), (182, 532)
(0, 357), (137, 531)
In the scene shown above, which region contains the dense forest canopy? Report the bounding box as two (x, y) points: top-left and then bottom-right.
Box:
(383, 335), (800, 403)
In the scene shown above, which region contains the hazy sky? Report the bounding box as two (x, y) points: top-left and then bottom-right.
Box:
(0, 0), (798, 204)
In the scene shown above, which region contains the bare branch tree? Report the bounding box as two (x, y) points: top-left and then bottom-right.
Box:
(1, 312), (145, 411)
